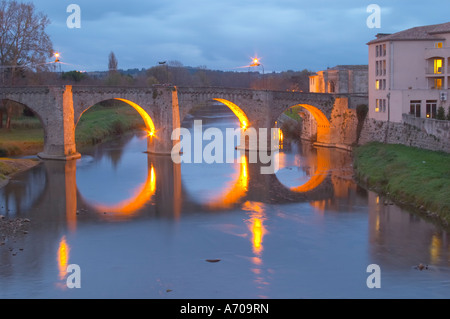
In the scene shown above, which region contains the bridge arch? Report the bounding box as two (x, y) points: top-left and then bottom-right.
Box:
(0, 98), (47, 155)
(276, 103), (331, 144)
(74, 98), (156, 137)
(212, 98), (249, 129)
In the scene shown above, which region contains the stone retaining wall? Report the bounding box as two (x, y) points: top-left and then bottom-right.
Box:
(359, 114), (450, 153)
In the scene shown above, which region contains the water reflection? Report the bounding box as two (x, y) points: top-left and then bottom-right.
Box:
(1, 115), (450, 298)
(205, 154), (249, 210)
(57, 236), (69, 281)
(243, 201), (267, 256)
(81, 164), (156, 218)
(367, 192), (450, 269)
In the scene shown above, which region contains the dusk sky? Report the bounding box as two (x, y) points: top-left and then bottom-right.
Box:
(32, 0), (450, 73)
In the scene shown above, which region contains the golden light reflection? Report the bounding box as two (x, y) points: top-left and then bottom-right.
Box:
(114, 98), (156, 136)
(278, 128), (284, 149)
(430, 234), (442, 264)
(206, 154), (249, 210)
(65, 160), (77, 233)
(290, 148), (330, 193)
(213, 98), (249, 129)
(92, 164), (156, 217)
(57, 236), (70, 280)
(243, 201), (267, 256)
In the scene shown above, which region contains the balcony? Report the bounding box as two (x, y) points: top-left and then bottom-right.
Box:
(424, 47), (450, 60)
(425, 57), (447, 76)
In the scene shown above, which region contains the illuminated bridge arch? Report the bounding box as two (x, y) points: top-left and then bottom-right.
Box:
(276, 103), (331, 145)
(212, 98), (249, 129)
(74, 98), (156, 136)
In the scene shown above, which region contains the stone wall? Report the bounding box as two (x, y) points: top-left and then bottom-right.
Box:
(359, 114), (450, 153)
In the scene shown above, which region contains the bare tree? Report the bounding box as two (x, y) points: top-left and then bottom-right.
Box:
(0, 0), (53, 85)
(108, 51), (118, 73)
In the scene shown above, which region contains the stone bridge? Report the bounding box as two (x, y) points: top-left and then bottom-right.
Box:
(0, 85), (357, 160)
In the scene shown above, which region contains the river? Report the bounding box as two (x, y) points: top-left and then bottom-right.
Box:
(0, 105), (449, 299)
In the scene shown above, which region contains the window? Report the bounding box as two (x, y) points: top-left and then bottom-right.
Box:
(434, 58), (443, 74)
(434, 78), (443, 90)
(435, 42), (443, 48)
(382, 44), (386, 56)
(382, 79), (386, 90)
(375, 80), (380, 90)
(328, 80), (335, 93)
(426, 100), (437, 118)
(410, 100), (421, 117)
(382, 60), (386, 75)
(376, 99), (386, 112)
(376, 45), (379, 57)
(376, 61), (379, 76)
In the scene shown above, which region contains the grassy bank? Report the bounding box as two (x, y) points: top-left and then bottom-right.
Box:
(0, 103), (145, 157)
(0, 158), (40, 187)
(353, 142), (450, 223)
(75, 103), (145, 146)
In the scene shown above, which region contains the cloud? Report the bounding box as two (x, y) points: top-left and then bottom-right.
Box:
(31, 0), (450, 72)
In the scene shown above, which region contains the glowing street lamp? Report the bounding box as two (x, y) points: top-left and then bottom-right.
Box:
(251, 58), (260, 67)
(54, 52), (60, 63)
(249, 57), (265, 89)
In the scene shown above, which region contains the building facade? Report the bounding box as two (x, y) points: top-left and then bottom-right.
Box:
(367, 22), (450, 123)
(309, 65), (368, 95)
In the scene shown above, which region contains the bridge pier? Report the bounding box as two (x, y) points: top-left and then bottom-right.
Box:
(146, 87), (181, 156)
(38, 86), (81, 161)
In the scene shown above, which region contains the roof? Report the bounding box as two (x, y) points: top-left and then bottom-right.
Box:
(367, 22), (450, 45)
(327, 65), (368, 71)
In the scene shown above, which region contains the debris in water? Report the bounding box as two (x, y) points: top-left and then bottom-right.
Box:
(206, 259), (221, 263)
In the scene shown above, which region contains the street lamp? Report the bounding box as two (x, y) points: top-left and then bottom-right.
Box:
(54, 52), (62, 75)
(249, 57), (265, 89)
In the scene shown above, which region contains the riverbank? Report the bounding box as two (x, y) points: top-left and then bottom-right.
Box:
(0, 103), (144, 188)
(0, 103), (145, 157)
(0, 158), (41, 188)
(353, 142), (450, 225)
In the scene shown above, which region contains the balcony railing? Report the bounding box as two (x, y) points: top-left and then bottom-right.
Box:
(424, 47), (450, 60)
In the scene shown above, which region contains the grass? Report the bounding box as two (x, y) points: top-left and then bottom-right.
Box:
(75, 103), (145, 146)
(284, 105), (303, 122)
(0, 158), (40, 181)
(353, 142), (450, 223)
(0, 103), (145, 156)
(0, 127), (44, 156)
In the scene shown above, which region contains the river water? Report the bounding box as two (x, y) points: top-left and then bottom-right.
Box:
(0, 105), (449, 299)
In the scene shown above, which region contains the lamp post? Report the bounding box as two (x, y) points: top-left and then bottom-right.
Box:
(158, 61), (168, 84)
(54, 52), (62, 75)
(250, 57), (265, 89)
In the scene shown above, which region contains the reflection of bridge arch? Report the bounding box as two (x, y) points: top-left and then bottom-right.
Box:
(286, 146), (331, 193)
(205, 154), (249, 210)
(83, 164), (156, 217)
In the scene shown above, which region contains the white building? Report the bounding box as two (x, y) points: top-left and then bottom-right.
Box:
(367, 22), (450, 123)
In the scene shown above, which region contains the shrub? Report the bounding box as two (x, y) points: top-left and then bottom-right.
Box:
(436, 106), (446, 120)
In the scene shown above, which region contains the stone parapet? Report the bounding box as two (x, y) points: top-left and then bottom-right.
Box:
(359, 115), (450, 153)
